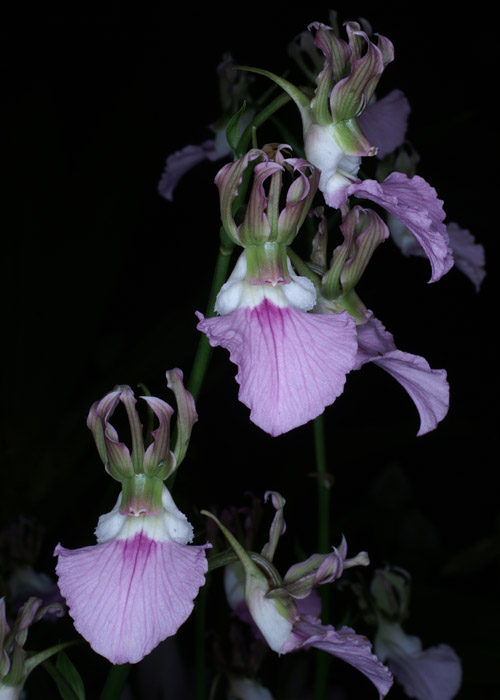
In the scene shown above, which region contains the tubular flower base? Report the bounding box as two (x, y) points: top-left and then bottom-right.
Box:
(55, 487), (209, 665)
(197, 254), (357, 436)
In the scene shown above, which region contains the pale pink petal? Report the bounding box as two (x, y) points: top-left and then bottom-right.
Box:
(284, 616), (393, 699)
(385, 644), (462, 700)
(446, 222), (486, 292)
(196, 300), (357, 436)
(158, 140), (220, 201)
(359, 90), (411, 159)
(355, 318), (449, 436)
(389, 218), (485, 292)
(54, 533), (208, 664)
(347, 172), (453, 282)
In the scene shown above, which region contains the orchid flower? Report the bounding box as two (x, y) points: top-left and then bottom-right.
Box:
(197, 145), (358, 436)
(239, 21), (453, 282)
(307, 205), (450, 435)
(54, 370), (210, 664)
(203, 492), (394, 699)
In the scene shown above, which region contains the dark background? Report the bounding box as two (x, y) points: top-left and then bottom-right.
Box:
(2, 3), (497, 698)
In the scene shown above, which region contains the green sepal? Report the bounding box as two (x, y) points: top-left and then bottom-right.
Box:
(166, 368), (197, 471)
(1, 641), (24, 686)
(320, 289), (369, 324)
(330, 118), (375, 157)
(234, 66), (311, 128)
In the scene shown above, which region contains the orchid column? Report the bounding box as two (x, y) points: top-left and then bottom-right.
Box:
(197, 144), (359, 436)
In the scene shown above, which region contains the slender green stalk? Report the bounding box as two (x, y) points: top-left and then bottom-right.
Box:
(99, 663), (131, 700)
(188, 245), (232, 700)
(314, 414), (330, 559)
(313, 414), (332, 700)
(187, 247), (233, 401)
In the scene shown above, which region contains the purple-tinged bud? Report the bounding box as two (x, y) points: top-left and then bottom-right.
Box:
(1, 596), (64, 693)
(268, 535), (369, 601)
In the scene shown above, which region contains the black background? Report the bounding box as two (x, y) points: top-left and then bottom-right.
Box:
(2, 3), (497, 698)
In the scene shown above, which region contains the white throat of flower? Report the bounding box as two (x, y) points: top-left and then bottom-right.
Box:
(95, 484), (194, 545)
(304, 122), (361, 197)
(214, 251), (317, 315)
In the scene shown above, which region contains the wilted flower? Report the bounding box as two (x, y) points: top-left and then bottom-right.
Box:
(54, 370), (210, 664)
(203, 493), (393, 699)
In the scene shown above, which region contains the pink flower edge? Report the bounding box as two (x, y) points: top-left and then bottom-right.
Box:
(285, 616), (393, 699)
(55, 533), (209, 664)
(355, 318), (449, 436)
(386, 643), (462, 700)
(196, 300), (358, 436)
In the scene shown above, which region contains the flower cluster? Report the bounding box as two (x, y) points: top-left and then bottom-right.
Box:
(192, 17), (485, 439)
(43, 10), (480, 699)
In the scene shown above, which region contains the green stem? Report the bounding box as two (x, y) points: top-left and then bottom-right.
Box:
(188, 246), (232, 700)
(314, 414), (330, 558)
(187, 246), (233, 401)
(313, 414), (332, 700)
(99, 664), (131, 700)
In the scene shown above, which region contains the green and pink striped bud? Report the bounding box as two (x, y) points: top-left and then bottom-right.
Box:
(215, 144), (319, 285)
(87, 369), (196, 517)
